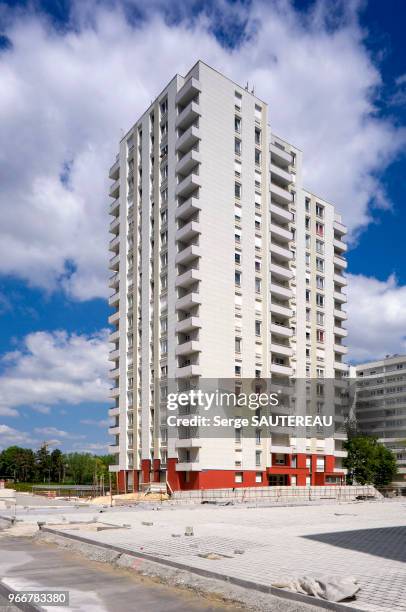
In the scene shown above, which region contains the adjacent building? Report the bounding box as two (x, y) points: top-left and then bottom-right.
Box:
(107, 61), (348, 492)
(354, 354), (406, 485)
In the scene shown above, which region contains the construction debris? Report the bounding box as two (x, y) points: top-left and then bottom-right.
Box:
(272, 575), (360, 602)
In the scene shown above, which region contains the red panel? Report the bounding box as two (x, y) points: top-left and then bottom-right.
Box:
(141, 459), (151, 484)
(152, 459), (161, 483)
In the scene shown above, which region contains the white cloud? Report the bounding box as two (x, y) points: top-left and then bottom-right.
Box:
(346, 273), (406, 363)
(80, 418), (110, 427)
(0, 0), (404, 299)
(33, 426), (68, 437)
(0, 424), (34, 446)
(0, 329), (110, 415)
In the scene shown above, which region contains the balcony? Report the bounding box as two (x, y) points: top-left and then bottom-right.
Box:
(109, 157), (119, 180)
(109, 445), (120, 454)
(334, 254), (347, 269)
(270, 222), (292, 242)
(175, 173), (201, 199)
(175, 439), (202, 448)
(334, 361), (348, 373)
(175, 244), (201, 265)
(176, 77), (202, 106)
(270, 342), (293, 357)
(109, 253), (120, 271)
(175, 269), (202, 288)
(270, 202), (292, 223)
(109, 272), (119, 289)
(270, 323), (293, 338)
(334, 290), (347, 303)
(109, 198), (120, 215)
(108, 406), (120, 417)
(175, 196), (201, 221)
(176, 125), (200, 153)
(270, 282), (292, 300)
(176, 364), (201, 378)
(110, 387), (120, 398)
(108, 367), (120, 379)
(270, 242), (293, 261)
(334, 467), (348, 474)
(175, 461), (202, 471)
(175, 100), (201, 130)
(334, 273), (346, 286)
(271, 302), (293, 318)
(109, 178), (120, 199)
(108, 425), (120, 436)
(334, 449), (347, 458)
(176, 341), (201, 356)
(334, 344), (348, 355)
(110, 216), (120, 234)
(270, 182), (293, 205)
(175, 316), (201, 333)
(334, 308), (347, 320)
(334, 326), (348, 337)
(176, 149), (201, 176)
(270, 362), (293, 376)
(270, 444), (292, 454)
(334, 220), (347, 235)
(270, 143), (291, 167)
(175, 292), (201, 311)
(109, 348), (120, 361)
(108, 291), (120, 307)
(108, 311), (120, 325)
(109, 235), (120, 253)
(270, 163), (292, 185)
(175, 220), (201, 243)
(109, 329), (119, 342)
(270, 262), (293, 280)
(334, 238), (347, 252)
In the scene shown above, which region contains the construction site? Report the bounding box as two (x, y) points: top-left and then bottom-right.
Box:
(0, 483), (405, 612)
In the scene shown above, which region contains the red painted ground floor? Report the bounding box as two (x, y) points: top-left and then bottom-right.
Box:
(114, 453), (345, 493)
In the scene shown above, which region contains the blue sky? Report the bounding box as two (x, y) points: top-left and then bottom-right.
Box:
(0, 0), (405, 453)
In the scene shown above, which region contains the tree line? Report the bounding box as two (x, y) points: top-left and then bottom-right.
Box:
(0, 444), (114, 485)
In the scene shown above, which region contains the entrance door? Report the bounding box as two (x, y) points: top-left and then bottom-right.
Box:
(268, 474), (288, 486)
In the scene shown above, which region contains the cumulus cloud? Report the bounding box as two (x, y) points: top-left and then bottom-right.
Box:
(0, 329), (110, 415)
(346, 273), (406, 363)
(0, 0), (404, 299)
(0, 424), (34, 446)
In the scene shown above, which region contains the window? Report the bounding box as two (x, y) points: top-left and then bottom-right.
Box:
(316, 203), (324, 218)
(317, 367), (325, 378)
(235, 205), (241, 223)
(255, 429), (261, 444)
(161, 252), (168, 266)
(161, 231), (167, 245)
(305, 197), (310, 212)
(316, 293), (325, 307)
(235, 364), (241, 376)
(255, 259), (261, 272)
(235, 160), (242, 177)
(255, 472), (262, 483)
(255, 450), (261, 466)
(160, 98), (168, 114)
(235, 337), (242, 353)
(254, 104), (262, 119)
(234, 91), (242, 110)
(255, 320), (262, 336)
(316, 311), (324, 325)
(235, 251), (241, 265)
(255, 215), (261, 230)
(306, 308), (311, 322)
(160, 318), (167, 334)
(316, 239), (324, 254)
(306, 456), (311, 468)
(235, 427), (242, 443)
(316, 257), (324, 272)
(305, 253), (310, 267)
(161, 275), (168, 290)
(305, 216), (310, 230)
(291, 152), (296, 167)
(316, 275), (324, 289)
(160, 209), (167, 224)
(161, 187), (168, 202)
(306, 289), (311, 303)
(306, 234), (311, 249)
(160, 339), (168, 353)
(235, 138), (242, 156)
(235, 472), (243, 483)
(255, 277), (261, 293)
(255, 128), (261, 145)
(316, 222), (324, 237)
(235, 230), (241, 243)
(234, 116), (241, 133)
(235, 271), (241, 286)
(235, 182), (241, 199)
(317, 329), (325, 343)
(255, 148), (261, 165)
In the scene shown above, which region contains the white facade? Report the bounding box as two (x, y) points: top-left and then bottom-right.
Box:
(354, 355), (406, 485)
(107, 61), (348, 489)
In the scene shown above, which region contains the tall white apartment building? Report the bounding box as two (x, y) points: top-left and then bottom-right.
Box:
(108, 61), (348, 492)
(354, 354), (406, 485)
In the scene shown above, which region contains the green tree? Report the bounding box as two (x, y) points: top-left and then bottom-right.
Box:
(36, 444), (51, 483)
(65, 453), (95, 484)
(0, 446), (36, 481)
(344, 436), (398, 486)
(50, 449), (64, 483)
